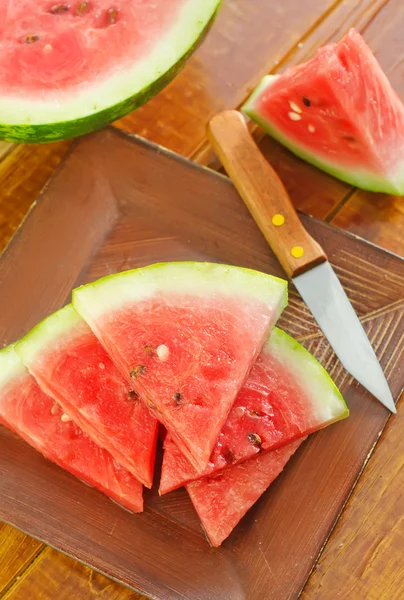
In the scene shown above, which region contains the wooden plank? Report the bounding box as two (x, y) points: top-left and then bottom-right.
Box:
(0, 142), (70, 252)
(0, 523), (43, 597)
(3, 548), (145, 600)
(0, 143), (14, 161)
(303, 1), (404, 597)
(301, 394), (404, 600)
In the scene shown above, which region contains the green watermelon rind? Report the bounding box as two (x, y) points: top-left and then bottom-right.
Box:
(15, 304), (82, 366)
(266, 327), (349, 424)
(0, 0), (222, 143)
(72, 262), (288, 323)
(243, 75), (404, 195)
(0, 345), (24, 389)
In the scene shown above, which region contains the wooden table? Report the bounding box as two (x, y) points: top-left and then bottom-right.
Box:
(0, 1), (403, 598)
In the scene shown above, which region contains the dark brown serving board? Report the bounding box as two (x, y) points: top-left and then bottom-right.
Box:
(0, 128), (403, 600)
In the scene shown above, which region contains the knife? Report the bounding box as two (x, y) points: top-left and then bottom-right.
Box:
(208, 110), (396, 413)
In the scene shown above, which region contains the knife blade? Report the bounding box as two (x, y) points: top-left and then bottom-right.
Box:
(207, 110), (396, 413)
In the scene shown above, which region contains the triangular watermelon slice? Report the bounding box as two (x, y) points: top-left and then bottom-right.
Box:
(16, 305), (158, 488)
(0, 346), (143, 513)
(73, 262), (288, 472)
(243, 29), (404, 195)
(187, 438), (305, 547)
(160, 327), (348, 494)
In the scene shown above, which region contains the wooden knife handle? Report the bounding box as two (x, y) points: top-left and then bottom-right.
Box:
(207, 110), (327, 278)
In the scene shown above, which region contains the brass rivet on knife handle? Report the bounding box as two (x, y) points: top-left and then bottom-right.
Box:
(207, 110), (327, 278)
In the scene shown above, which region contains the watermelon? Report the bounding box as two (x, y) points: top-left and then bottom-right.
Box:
(0, 0), (221, 142)
(73, 262), (288, 472)
(15, 305), (158, 488)
(160, 327), (348, 494)
(187, 438), (304, 547)
(0, 345), (143, 513)
(243, 29), (404, 195)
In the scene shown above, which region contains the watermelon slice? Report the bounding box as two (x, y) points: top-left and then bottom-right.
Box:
(243, 29), (404, 195)
(0, 345), (143, 513)
(160, 327), (348, 494)
(73, 262), (288, 472)
(187, 438), (304, 547)
(0, 0), (221, 142)
(16, 305), (158, 488)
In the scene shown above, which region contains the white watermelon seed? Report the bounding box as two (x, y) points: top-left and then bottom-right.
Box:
(308, 124), (316, 133)
(289, 101), (302, 114)
(61, 413), (72, 423)
(51, 403), (60, 415)
(99, 362), (105, 370)
(156, 344), (170, 362)
(288, 112), (302, 121)
(43, 44), (53, 53)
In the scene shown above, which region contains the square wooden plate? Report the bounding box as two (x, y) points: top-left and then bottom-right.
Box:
(1, 128), (403, 600)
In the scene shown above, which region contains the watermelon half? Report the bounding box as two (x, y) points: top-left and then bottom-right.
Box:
(187, 438), (304, 547)
(160, 327), (348, 494)
(73, 262), (288, 472)
(0, 345), (143, 513)
(243, 29), (404, 195)
(0, 0), (221, 142)
(16, 305), (158, 488)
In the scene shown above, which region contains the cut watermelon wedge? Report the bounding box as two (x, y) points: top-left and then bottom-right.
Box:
(0, 346), (143, 513)
(0, 0), (221, 142)
(243, 29), (404, 195)
(73, 262), (288, 472)
(160, 327), (348, 494)
(16, 305), (158, 488)
(187, 438), (304, 547)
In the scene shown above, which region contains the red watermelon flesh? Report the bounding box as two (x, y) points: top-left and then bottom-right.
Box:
(0, 0), (186, 94)
(187, 438), (304, 547)
(160, 327), (348, 495)
(16, 305), (158, 488)
(243, 29), (404, 195)
(73, 263), (288, 472)
(0, 346), (143, 513)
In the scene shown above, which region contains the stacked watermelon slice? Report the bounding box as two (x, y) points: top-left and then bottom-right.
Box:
(0, 262), (349, 546)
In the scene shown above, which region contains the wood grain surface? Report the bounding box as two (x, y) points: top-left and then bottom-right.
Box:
(1, 0), (404, 598)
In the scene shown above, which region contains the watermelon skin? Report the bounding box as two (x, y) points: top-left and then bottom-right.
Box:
(16, 305), (158, 488)
(0, 0), (221, 143)
(160, 327), (348, 494)
(243, 29), (404, 195)
(73, 262), (288, 472)
(187, 438), (305, 547)
(0, 346), (143, 513)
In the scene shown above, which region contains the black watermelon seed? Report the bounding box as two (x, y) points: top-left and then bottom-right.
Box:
(130, 365), (146, 378)
(223, 449), (235, 464)
(302, 97), (311, 107)
(247, 433), (262, 448)
(23, 34), (40, 43)
(173, 392), (184, 405)
(127, 390), (140, 402)
(75, 1), (91, 15)
(107, 7), (118, 25)
(50, 4), (70, 14)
